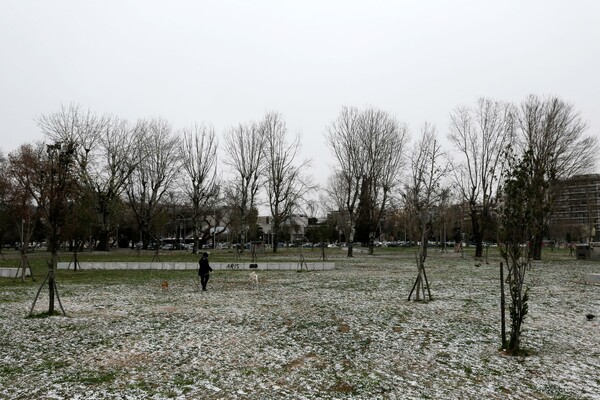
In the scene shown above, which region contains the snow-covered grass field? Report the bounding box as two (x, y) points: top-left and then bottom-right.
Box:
(1, 252), (599, 399)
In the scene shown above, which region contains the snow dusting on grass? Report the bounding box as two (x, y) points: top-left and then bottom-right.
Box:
(1, 256), (599, 399)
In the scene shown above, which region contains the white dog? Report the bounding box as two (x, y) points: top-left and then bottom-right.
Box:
(249, 271), (259, 285)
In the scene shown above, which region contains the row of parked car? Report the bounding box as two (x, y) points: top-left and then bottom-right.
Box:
(3, 242), (46, 250)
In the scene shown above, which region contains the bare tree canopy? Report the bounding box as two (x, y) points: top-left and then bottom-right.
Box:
(518, 94), (596, 179)
(180, 123), (220, 252)
(126, 118), (180, 248)
(261, 112), (314, 252)
(88, 118), (143, 250)
(223, 121), (265, 243)
(517, 94), (599, 259)
(325, 106), (408, 256)
(404, 123), (450, 301)
(448, 98), (515, 257)
(37, 103), (109, 158)
(37, 105), (142, 250)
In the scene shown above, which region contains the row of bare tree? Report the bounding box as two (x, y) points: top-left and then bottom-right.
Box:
(324, 95), (596, 261)
(0, 105), (317, 260)
(0, 94), (596, 264)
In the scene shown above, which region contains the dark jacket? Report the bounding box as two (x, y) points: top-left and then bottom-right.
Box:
(198, 256), (213, 276)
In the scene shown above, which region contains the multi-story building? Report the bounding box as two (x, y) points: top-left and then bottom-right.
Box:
(256, 214), (309, 244)
(551, 174), (600, 242)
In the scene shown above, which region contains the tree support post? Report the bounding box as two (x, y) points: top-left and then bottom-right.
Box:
(14, 253), (34, 282)
(29, 260), (67, 317)
(500, 261), (506, 349)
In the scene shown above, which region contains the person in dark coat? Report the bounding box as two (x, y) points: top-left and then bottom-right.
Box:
(198, 252), (213, 291)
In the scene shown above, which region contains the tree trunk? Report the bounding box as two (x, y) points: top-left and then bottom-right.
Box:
(471, 212), (483, 258)
(19, 249), (28, 282)
(416, 267), (423, 300)
(141, 228), (152, 250)
(48, 252), (57, 314)
(95, 228), (111, 251)
(500, 262), (506, 349)
(346, 226), (355, 257)
(192, 225), (200, 254)
(347, 242), (353, 257)
(508, 285), (523, 352)
(272, 231), (279, 253)
(532, 233), (543, 260)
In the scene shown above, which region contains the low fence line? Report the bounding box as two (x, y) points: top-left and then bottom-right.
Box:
(0, 268), (32, 278)
(56, 261), (335, 271)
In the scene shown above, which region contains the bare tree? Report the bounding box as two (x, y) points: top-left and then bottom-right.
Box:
(87, 118), (143, 250)
(180, 123), (220, 253)
(0, 151), (11, 256)
(448, 98), (515, 257)
(63, 118), (141, 251)
(261, 112), (314, 253)
(517, 95), (598, 260)
(404, 124), (450, 301)
(356, 108), (409, 254)
(5, 172), (37, 280)
(1, 151), (36, 277)
(38, 103), (109, 163)
(126, 118), (180, 248)
(10, 141), (80, 315)
(223, 121), (265, 245)
(37, 105), (140, 251)
(326, 106), (408, 256)
(325, 107), (362, 256)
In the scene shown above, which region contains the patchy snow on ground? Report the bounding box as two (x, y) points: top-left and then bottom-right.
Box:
(1, 257), (599, 399)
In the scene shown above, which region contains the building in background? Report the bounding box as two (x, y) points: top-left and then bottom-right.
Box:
(551, 174), (600, 243)
(256, 214), (309, 244)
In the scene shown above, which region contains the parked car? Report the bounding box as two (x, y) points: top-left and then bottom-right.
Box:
(160, 244), (174, 250)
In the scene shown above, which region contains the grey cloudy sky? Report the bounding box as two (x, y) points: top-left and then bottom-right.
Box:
(1, 0), (599, 182)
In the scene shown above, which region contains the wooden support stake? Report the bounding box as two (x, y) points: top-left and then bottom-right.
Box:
(500, 261), (506, 349)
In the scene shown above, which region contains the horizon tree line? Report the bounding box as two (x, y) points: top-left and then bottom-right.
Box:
(0, 94), (597, 261)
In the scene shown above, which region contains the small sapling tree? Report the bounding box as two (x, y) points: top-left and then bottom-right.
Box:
(498, 148), (541, 354)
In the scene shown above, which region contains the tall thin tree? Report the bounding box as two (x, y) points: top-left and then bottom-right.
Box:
(261, 112), (314, 253)
(223, 121), (265, 245)
(126, 118), (180, 248)
(448, 98), (515, 257)
(180, 123), (220, 253)
(404, 124), (450, 301)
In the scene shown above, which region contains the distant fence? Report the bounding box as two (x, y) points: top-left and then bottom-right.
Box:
(57, 262), (335, 271)
(0, 268), (32, 278)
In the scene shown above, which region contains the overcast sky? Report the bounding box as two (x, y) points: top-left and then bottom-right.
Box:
(1, 0), (599, 184)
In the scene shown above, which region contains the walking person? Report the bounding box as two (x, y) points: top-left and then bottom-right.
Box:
(198, 252), (213, 291)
